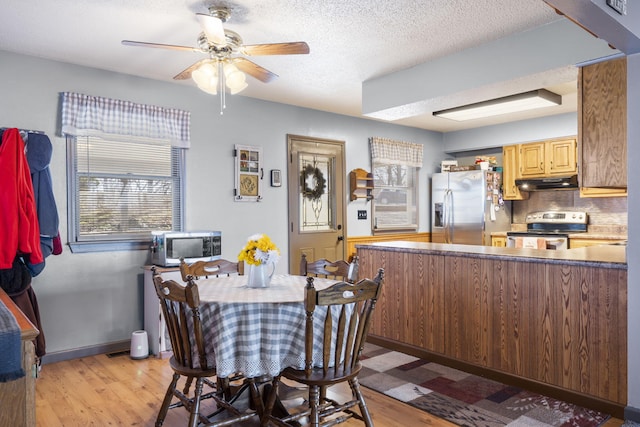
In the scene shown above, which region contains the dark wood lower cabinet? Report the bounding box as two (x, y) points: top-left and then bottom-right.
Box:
(358, 245), (627, 416)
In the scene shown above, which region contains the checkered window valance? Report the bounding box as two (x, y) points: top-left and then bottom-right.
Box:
(370, 137), (423, 167)
(60, 92), (191, 148)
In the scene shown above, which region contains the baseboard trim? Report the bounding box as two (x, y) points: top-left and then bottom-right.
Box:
(625, 405), (640, 423)
(41, 340), (131, 365)
(367, 335), (625, 419)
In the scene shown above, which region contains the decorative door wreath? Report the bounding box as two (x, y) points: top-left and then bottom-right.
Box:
(300, 164), (326, 201)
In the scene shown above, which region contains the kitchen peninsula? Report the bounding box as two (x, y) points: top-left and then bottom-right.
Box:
(357, 241), (627, 417)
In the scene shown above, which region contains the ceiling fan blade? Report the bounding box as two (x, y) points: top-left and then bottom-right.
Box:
(196, 13), (226, 45)
(122, 40), (203, 53)
(241, 42), (310, 56)
(233, 58), (278, 83)
(173, 59), (212, 80)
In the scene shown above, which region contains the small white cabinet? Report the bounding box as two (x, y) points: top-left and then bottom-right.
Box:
(143, 266), (182, 356)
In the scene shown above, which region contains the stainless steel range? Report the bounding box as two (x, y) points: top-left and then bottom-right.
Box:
(507, 211), (587, 250)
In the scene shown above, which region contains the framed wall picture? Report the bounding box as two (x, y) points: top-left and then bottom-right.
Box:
(271, 169), (282, 187)
(234, 144), (263, 202)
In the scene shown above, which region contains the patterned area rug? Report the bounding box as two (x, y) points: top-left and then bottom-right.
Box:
(358, 344), (610, 427)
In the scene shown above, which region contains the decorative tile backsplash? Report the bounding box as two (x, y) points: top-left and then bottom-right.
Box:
(512, 190), (627, 227)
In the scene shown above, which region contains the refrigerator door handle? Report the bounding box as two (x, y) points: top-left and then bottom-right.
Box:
(444, 189), (453, 244)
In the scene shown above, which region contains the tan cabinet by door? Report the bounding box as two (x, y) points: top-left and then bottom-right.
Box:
(578, 56), (627, 197)
(502, 145), (528, 200)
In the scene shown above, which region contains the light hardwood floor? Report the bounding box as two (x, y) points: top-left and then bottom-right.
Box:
(35, 352), (624, 427)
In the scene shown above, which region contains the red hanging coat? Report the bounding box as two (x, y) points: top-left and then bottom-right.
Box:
(0, 128), (44, 268)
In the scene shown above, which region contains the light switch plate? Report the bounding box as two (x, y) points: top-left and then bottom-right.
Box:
(606, 0), (627, 15)
(357, 210), (367, 220)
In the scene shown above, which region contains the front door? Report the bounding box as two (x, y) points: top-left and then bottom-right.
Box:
(287, 134), (346, 274)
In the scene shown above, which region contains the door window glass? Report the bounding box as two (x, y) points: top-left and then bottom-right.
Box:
(299, 153), (334, 232)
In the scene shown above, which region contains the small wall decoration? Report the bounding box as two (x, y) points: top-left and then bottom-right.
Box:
(234, 144), (263, 202)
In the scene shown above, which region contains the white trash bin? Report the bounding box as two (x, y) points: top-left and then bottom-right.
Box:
(130, 330), (149, 359)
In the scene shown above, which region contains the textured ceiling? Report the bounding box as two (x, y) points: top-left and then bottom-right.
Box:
(0, 0), (606, 132)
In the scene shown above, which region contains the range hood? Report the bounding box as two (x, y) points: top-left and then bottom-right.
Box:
(515, 175), (578, 191)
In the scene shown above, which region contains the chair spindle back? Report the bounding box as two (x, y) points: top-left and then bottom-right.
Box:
(303, 268), (383, 376)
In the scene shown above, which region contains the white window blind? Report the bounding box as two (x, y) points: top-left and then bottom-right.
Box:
(73, 136), (182, 242)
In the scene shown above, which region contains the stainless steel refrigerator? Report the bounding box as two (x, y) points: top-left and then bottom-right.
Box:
(431, 170), (510, 245)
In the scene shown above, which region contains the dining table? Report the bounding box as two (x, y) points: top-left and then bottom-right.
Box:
(192, 273), (341, 381)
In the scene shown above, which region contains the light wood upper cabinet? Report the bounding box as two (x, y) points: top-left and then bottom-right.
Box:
(520, 138), (577, 178)
(519, 142), (546, 177)
(502, 144), (528, 200)
(578, 56), (627, 193)
(547, 138), (577, 175)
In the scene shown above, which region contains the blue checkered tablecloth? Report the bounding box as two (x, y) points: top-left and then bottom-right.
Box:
(194, 274), (343, 378)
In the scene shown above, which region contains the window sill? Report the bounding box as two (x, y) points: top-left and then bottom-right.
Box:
(372, 227), (418, 235)
(69, 240), (151, 253)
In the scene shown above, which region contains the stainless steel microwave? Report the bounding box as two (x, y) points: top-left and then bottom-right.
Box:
(150, 231), (221, 267)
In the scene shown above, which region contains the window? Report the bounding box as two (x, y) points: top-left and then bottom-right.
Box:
(67, 136), (185, 252)
(370, 137), (422, 232)
(372, 163), (418, 231)
(60, 92), (191, 252)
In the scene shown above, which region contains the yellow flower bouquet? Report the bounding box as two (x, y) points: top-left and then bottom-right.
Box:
(238, 233), (280, 266)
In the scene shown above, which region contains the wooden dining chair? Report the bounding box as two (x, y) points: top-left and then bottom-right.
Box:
(262, 268), (384, 427)
(151, 268), (260, 427)
(300, 254), (359, 283)
(179, 257), (244, 282)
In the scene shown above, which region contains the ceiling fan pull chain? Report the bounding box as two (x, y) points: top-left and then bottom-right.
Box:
(219, 61), (225, 115)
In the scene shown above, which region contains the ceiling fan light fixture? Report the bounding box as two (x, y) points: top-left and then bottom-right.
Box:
(192, 62), (218, 94)
(198, 82), (219, 95)
(229, 81), (248, 95)
(433, 89), (562, 121)
(224, 63), (246, 86)
(223, 62), (248, 94)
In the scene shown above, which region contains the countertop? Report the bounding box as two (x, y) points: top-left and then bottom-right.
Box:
(0, 289), (39, 340)
(356, 240), (627, 269)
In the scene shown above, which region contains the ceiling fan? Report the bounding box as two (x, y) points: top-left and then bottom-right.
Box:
(122, 6), (309, 97)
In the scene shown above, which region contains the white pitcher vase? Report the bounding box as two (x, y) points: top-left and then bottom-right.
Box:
(247, 263), (275, 288)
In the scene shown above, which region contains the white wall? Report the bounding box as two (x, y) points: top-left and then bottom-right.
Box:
(0, 50), (442, 355)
